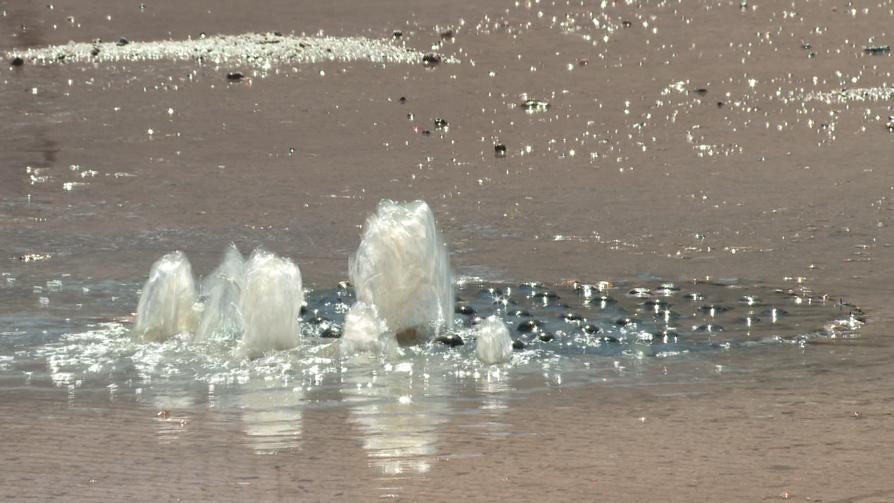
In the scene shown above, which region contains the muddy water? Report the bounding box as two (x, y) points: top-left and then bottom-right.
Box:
(2, 0), (894, 501)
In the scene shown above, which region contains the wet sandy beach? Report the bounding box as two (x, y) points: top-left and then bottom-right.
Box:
(2, 0), (894, 500)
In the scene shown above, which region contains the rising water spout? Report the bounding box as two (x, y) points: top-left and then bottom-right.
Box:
(348, 200), (453, 346)
(132, 251), (199, 342)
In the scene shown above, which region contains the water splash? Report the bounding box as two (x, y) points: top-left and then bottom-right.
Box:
(475, 316), (512, 365)
(196, 244), (245, 344)
(236, 249), (304, 359)
(132, 251), (199, 342)
(341, 302), (395, 356)
(349, 200), (453, 344)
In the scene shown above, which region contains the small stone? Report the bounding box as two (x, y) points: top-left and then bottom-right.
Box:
(398, 96), (407, 104)
(582, 324), (600, 334)
(440, 29), (454, 40)
(435, 334), (464, 347)
(10, 57), (24, 67)
(863, 45), (890, 55)
(537, 331), (555, 342)
(512, 339), (526, 350)
(692, 88), (708, 96)
(422, 53), (442, 66)
(116, 37), (129, 46)
(226, 71), (245, 81)
(622, 20), (632, 28)
(520, 99), (550, 113)
(392, 30), (403, 39)
(494, 143), (507, 158)
(90, 47), (100, 57)
(516, 319), (543, 333)
(434, 117), (448, 129)
(320, 326), (342, 338)
(563, 312), (583, 322)
(455, 304), (476, 316)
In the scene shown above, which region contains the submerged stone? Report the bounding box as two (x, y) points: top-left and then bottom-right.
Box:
(520, 99), (550, 113)
(494, 143), (507, 158)
(516, 319), (543, 333)
(435, 333), (464, 347)
(226, 71), (245, 81)
(10, 57), (24, 67)
(422, 53), (442, 66)
(864, 46), (890, 55)
(320, 326), (342, 338)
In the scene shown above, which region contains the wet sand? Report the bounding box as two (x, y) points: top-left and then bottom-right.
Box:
(3, 0), (894, 500)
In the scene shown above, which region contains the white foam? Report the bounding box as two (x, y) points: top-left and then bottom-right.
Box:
(340, 302), (395, 356)
(236, 249), (304, 359)
(475, 316), (513, 365)
(349, 200), (453, 342)
(132, 251), (199, 342)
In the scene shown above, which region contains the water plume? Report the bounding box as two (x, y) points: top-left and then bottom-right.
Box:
(341, 302), (395, 356)
(132, 251), (199, 342)
(196, 244), (245, 343)
(235, 249), (304, 359)
(349, 200), (453, 344)
(475, 316), (513, 365)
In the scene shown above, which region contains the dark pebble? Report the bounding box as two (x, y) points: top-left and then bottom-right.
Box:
(273, 31), (283, 37)
(516, 319), (543, 333)
(537, 332), (555, 342)
(320, 326), (342, 338)
(582, 324), (600, 334)
(563, 312), (583, 322)
(615, 318), (632, 326)
(455, 304), (476, 316)
(435, 334), (464, 347)
(299, 305), (308, 315)
(421, 129), (432, 136)
(440, 29), (454, 39)
(512, 340), (526, 350)
(422, 53), (442, 66)
(117, 37), (129, 46)
(494, 143), (507, 158)
(717, 101), (725, 107)
(864, 46), (890, 55)
(600, 336), (620, 344)
(392, 30), (403, 39)
(434, 117), (448, 129)
(10, 57), (24, 67)
(226, 72), (245, 81)
(90, 47), (100, 57)
(398, 96), (407, 104)
(692, 88), (708, 96)
(531, 291), (559, 300)
(622, 20), (632, 28)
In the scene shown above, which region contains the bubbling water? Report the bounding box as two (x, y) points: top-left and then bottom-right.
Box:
(132, 251), (199, 342)
(340, 302), (395, 356)
(475, 316), (513, 365)
(196, 244), (245, 343)
(348, 200), (453, 343)
(236, 249), (304, 359)
(134, 246), (303, 358)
